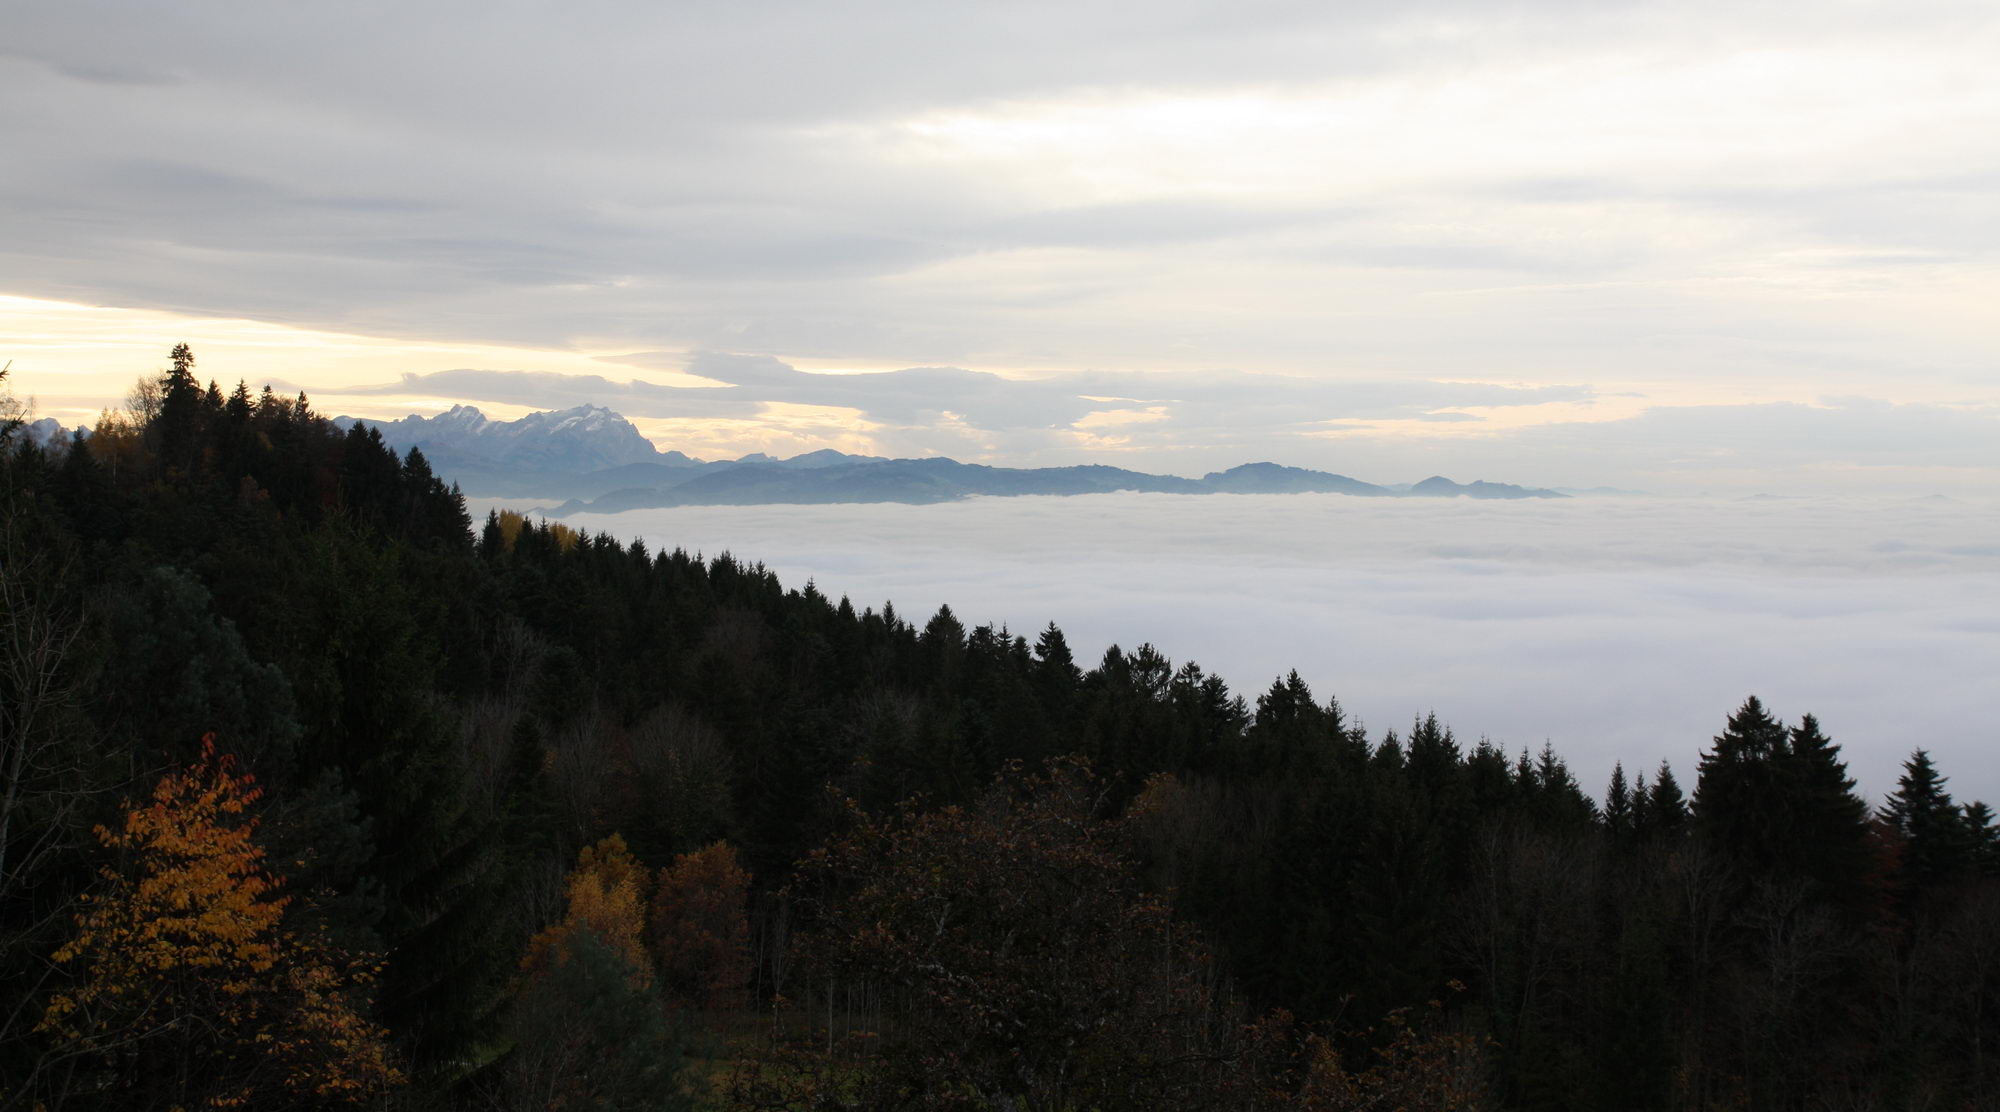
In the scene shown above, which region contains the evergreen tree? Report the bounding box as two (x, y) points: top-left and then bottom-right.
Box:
(1529, 741), (1595, 830)
(1646, 760), (1687, 837)
(1406, 712), (1462, 799)
(155, 343), (204, 473)
(1245, 670), (1330, 773)
(1694, 696), (1792, 874)
(479, 508), (506, 558)
(1883, 748), (1971, 892)
(225, 380), (253, 425)
(1779, 714), (1875, 904)
(1604, 762), (1632, 843)
(1961, 800), (1999, 875)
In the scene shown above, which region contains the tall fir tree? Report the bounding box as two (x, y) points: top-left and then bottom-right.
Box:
(1694, 697), (1792, 876)
(1777, 714), (1875, 905)
(1646, 760), (1687, 837)
(1604, 762), (1633, 843)
(1882, 748), (1971, 893)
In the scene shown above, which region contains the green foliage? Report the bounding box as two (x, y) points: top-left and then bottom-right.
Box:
(497, 931), (689, 1112)
(97, 564), (303, 779)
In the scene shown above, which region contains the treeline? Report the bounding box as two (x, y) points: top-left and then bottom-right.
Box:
(0, 350), (1995, 1110)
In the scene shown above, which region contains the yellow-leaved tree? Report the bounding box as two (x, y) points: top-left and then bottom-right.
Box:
(35, 736), (400, 1109)
(522, 832), (653, 989)
(499, 834), (687, 1110)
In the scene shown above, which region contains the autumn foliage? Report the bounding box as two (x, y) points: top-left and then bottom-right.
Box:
(651, 840), (753, 1010)
(523, 833), (655, 990)
(498, 834), (700, 1111)
(748, 760), (1242, 1110)
(37, 736), (399, 1108)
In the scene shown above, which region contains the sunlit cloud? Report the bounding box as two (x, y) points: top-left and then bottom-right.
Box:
(0, 294), (709, 425)
(625, 404), (887, 462)
(1071, 406), (1171, 430)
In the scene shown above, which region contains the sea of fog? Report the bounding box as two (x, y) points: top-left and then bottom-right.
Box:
(484, 492), (2000, 808)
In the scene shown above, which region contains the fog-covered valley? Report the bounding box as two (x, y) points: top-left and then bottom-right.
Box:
(506, 491), (2000, 805)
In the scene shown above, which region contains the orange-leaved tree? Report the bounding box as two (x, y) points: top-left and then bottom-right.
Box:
(522, 832), (654, 989)
(35, 735), (399, 1109)
(650, 840), (752, 1010)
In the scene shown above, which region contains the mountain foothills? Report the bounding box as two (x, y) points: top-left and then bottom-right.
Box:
(2, 352), (1995, 1112)
(334, 403), (1568, 510)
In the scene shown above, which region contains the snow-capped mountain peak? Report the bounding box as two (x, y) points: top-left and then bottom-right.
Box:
(344, 403), (662, 475)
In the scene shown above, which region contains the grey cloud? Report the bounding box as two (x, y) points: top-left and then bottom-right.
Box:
(316, 359), (1591, 440)
(1465, 173), (2000, 265)
(677, 355), (1102, 427)
(1677, 176), (2000, 261)
(1552, 399), (2000, 468)
(980, 200), (1332, 250)
(1, 3), (1980, 321)
(1280, 215), (1643, 275)
(1314, 398), (2000, 495)
(5, 0), (1997, 437)
(2, 1), (1635, 136)
(311, 369), (755, 420)
(0, 48), (183, 86)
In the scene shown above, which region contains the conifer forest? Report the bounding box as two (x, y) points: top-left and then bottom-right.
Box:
(2, 352), (1995, 1110)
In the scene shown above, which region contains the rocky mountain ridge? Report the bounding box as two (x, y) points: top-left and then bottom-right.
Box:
(334, 403), (1571, 511)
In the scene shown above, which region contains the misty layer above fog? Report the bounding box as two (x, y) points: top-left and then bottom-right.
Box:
(337, 403), (1567, 512)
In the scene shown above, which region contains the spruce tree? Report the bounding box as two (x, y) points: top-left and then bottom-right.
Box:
(1694, 697), (1792, 875)
(225, 380), (254, 424)
(1604, 762), (1632, 843)
(1645, 760), (1687, 839)
(1532, 742), (1595, 829)
(1962, 800), (1999, 876)
(1883, 749), (1971, 892)
(479, 509), (506, 558)
(156, 343), (204, 472)
(1778, 714), (1874, 904)
(1629, 768), (1653, 840)
(1406, 712), (1462, 799)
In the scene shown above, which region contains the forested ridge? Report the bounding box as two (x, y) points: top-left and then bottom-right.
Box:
(2, 350), (1995, 1111)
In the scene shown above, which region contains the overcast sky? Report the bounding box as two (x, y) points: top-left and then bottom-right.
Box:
(4, 0), (1999, 491)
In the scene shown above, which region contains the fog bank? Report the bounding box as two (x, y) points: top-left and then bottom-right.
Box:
(521, 492), (2000, 807)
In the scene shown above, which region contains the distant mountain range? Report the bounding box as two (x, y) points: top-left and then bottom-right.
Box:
(337, 404), (1569, 514)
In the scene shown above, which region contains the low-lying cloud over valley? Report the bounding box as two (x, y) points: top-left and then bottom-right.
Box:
(534, 492), (2000, 807)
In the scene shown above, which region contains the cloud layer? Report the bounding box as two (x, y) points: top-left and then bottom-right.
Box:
(5, 0), (1998, 489)
(531, 492), (2000, 806)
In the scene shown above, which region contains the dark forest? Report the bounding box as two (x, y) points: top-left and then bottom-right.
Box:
(2, 350), (1994, 1110)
